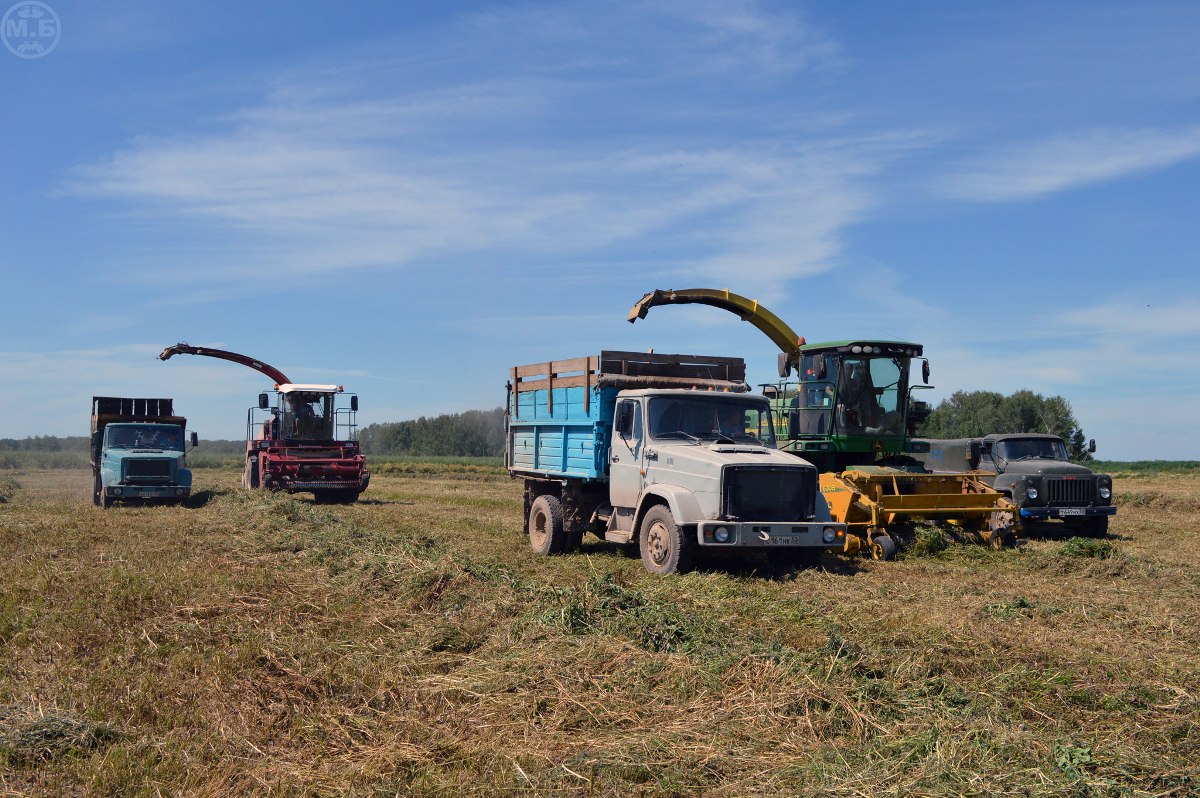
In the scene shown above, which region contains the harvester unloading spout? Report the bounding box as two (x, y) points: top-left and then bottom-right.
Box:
(629, 289), (805, 378)
(158, 343), (291, 386)
(626, 287), (1016, 557)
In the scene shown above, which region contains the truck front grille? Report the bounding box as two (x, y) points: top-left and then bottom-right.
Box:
(1044, 477), (1092, 505)
(723, 466), (816, 522)
(125, 459), (172, 481)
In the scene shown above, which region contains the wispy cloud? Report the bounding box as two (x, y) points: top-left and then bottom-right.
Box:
(938, 125), (1200, 202)
(63, 1), (885, 294)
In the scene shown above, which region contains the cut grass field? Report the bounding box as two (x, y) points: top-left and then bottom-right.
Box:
(1, 467), (1197, 797)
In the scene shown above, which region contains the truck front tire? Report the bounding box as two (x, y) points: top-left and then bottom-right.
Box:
(528, 495), (567, 555)
(638, 505), (694, 575)
(92, 473), (102, 507)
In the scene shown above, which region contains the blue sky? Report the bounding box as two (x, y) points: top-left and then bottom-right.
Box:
(2, 0), (1197, 459)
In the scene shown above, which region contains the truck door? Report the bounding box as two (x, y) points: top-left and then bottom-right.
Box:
(609, 398), (644, 509)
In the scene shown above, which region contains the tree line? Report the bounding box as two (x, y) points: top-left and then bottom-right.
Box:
(3, 392), (1089, 460)
(916, 389), (1091, 461)
(357, 408), (505, 457)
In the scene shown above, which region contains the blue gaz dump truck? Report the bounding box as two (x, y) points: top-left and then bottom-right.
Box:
(505, 351), (849, 574)
(90, 396), (198, 508)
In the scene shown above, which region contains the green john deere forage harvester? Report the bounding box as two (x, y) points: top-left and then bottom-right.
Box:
(629, 288), (1016, 559)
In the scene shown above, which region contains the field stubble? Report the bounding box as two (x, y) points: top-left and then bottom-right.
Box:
(0, 468), (1197, 797)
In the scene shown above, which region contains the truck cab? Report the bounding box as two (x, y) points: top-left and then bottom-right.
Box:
(507, 352), (848, 574)
(916, 433), (1116, 536)
(91, 397), (197, 508)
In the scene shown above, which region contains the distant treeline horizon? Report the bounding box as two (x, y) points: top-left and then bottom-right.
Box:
(1, 407), (508, 459)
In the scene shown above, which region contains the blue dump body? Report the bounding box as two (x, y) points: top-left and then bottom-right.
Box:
(509, 384), (618, 480)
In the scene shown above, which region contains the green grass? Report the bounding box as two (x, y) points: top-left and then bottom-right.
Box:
(0, 467), (1196, 796)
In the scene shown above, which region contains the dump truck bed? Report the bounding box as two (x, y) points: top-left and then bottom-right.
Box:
(506, 351), (747, 481)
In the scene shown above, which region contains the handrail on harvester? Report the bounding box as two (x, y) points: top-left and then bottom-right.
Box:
(628, 288), (806, 368)
(158, 343), (292, 386)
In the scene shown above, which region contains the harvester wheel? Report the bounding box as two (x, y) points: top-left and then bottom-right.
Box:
(528, 495), (567, 555)
(870, 535), (896, 561)
(245, 456), (260, 489)
(638, 505), (693, 575)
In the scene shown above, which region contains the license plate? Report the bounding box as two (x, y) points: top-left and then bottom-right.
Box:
(1057, 508), (1086, 516)
(768, 536), (802, 546)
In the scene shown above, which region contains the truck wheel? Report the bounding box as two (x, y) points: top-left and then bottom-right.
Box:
(528, 495), (567, 555)
(100, 489), (111, 510)
(246, 456), (260, 489)
(870, 534), (896, 561)
(92, 473), (102, 507)
(638, 505), (694, 575)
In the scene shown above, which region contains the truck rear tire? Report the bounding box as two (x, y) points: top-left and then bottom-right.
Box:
(638, 505), (694, 575)
(528, 495), (567, 555)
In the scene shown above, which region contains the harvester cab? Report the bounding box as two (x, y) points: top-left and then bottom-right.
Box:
(775, 339), (934, 473)
(628, 288), (1015, 556)
(254, 383), (360, 444)
(158, 343), (369, 503)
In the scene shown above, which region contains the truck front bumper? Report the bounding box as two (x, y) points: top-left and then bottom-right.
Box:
(1019, 506), (1117, 521)
(107, 485), (190, 501)
(696, 520), (848, 549)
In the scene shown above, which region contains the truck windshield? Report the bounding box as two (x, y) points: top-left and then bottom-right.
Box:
(648, 397), (775, 446)
(108, 425), (183, 450)
(996, 439), (1068, 461)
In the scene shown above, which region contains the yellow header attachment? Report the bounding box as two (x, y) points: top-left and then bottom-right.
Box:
(628, 288), (805, 358)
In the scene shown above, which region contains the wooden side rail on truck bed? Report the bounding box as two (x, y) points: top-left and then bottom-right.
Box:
(510, 351), (747, 416)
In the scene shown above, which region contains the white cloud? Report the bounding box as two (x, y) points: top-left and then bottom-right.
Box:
(938, 125), (1200, 202)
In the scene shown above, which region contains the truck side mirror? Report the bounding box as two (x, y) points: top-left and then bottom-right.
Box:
(615, 403), (633, 437)
(259, 393), (270, 410)
(777, 353), (792, 379)
(190, 431), (199, 449)
(762, 385), (779, 400)
(922, 360), (930, 385)
(787, 409), (800, 439)
(968, 439), (980, 466)
(351, 395), (359, 412)
(1088, 438), (1096, 453)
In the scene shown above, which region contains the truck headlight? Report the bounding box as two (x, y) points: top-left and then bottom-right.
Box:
(175, 488), (185, 496)
(1026, 487), (1038, 500)
(822, 527), (837, 544)
(1098, 486), (1111, 500)
(112, 487), (122, 496)
(713, 526), (732, 543)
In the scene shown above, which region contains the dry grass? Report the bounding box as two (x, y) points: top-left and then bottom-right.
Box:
(1, 468), (1197, 797)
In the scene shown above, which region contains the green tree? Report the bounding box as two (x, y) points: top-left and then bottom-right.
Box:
(918, 390), (1092, 461)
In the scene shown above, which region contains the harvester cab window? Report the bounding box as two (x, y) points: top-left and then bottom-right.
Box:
(836, 358), (879, 433)
(866, 357), (907, 436)
(284, 393), (334, 441)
